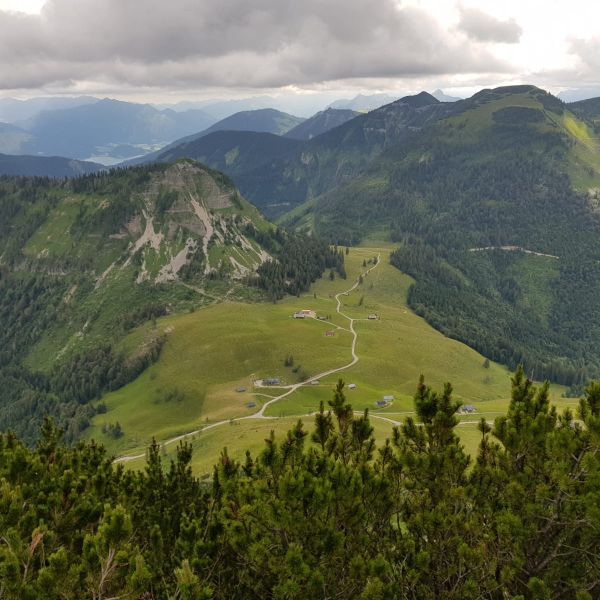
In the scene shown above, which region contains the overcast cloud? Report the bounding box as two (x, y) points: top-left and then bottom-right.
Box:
(0, 0), (508, 94)
(458, 7), (522, 43)
(0, 0), (599, 100)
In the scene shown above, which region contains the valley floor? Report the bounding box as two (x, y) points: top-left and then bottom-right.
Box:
(89, 246), (574, 475)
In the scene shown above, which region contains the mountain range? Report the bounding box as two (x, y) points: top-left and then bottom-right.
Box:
(2, 84), (600, 387)
(130, 84), (600, 386)
(0, 95), (98, 123)
(0, 99), (217, 160)
(146, 91), (452, 217)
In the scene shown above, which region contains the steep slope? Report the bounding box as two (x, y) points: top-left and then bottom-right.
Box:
(19, 99), (216, 159)
(284, 108), (359, 140)
(0, 152), (102, 176)
(0, 159), (342, 443)
(156, 131), (303, 177)
(304, 85), (600, 385)
(569, 96), (600, 128)
(0, 161), (271, 440)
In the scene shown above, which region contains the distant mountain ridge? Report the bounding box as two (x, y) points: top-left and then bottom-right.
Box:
(123, 109), (305, 167)
(0, 152), (102, 177)
(0, 99), (220, 161)
(327, 93), (399, 111)
(199, 108), (303, 137)
(284, 108), (359, 140)
(0, 95), (98, 123)
(17, 99), (216, 159)
(148, 91), (452, 217)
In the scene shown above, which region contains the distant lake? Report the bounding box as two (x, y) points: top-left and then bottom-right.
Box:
(84, 155), (142, 166)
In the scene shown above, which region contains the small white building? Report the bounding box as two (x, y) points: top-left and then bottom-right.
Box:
(348, 384), (357, 390)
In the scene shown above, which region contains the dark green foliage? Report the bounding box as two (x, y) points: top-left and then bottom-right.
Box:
(101, 421), (123, 439)
(0, 337), (165, 446)
(492, 106), (545, 125)
(155, 188), (178, 217)
(1, 369), (598, 598)
(50, 337), (165, 404)
(253, 229), (345, 300)
(311, 95), (600, 384)
(121, 303), (168, 331)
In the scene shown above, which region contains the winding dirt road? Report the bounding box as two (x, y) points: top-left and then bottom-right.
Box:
(115, 255), (381, 464)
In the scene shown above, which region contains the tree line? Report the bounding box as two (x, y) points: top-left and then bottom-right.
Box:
(247, 225), (346, 300)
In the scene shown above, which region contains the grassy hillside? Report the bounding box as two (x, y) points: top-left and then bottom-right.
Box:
(0, 160), (294, 443)
(93, 245), (573, 475)
(290, 86), (600, 386)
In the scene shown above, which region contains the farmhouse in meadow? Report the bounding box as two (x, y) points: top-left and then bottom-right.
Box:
(368, 314), (378, 320)
(376, 395), (394, 408)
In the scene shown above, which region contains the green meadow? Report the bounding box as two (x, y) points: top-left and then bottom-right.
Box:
(90, 245), (573, 473)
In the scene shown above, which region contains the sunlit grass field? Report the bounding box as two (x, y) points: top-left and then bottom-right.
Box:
(90, 244), (573, 473)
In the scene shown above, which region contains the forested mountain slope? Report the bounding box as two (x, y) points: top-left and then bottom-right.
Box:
(569, 95), (600, 129)
(152, 91), (455, 217)
(298, 85), (600, 385)
(0, 160), (340, 443)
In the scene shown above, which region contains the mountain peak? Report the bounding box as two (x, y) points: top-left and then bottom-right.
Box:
(396, 91), (440, 109)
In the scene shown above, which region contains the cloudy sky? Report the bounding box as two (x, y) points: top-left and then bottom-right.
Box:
(0, 0), (598, 101)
